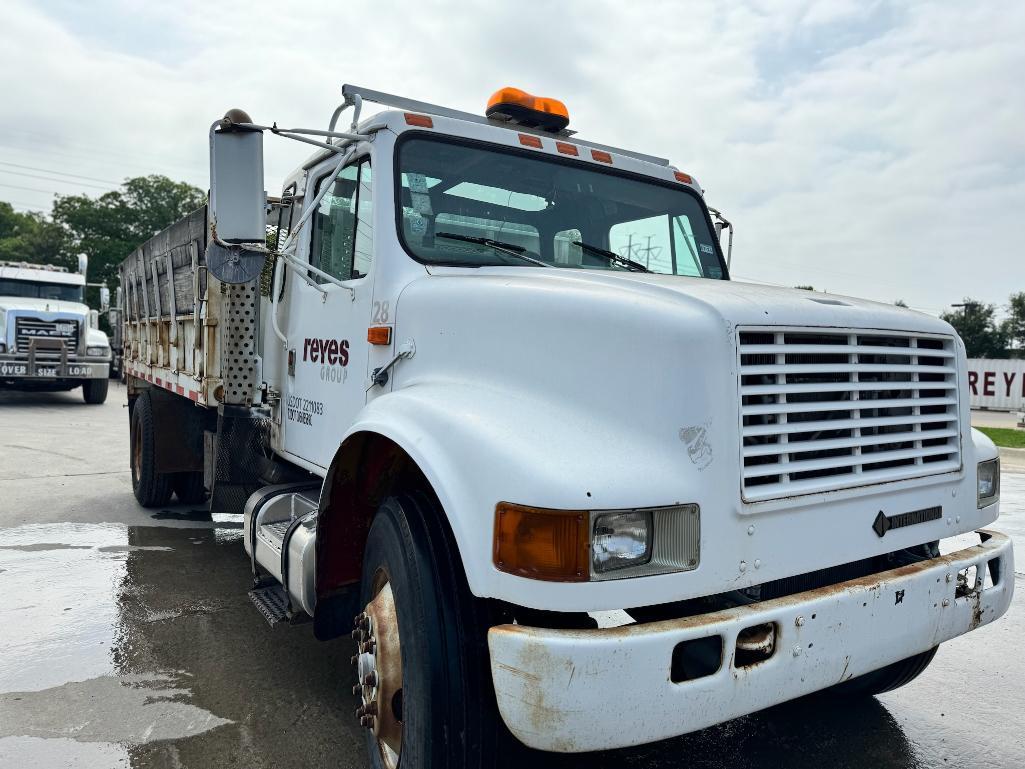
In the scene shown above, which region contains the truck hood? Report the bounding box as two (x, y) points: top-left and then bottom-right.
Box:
(424, 266), (951, 337)
(0, 296), (90, 316)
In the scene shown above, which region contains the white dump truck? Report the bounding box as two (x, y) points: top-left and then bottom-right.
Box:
(0, 258), (111, 403)
(116, 85), (1012, 766)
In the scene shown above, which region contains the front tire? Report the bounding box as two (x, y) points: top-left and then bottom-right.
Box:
(82, 377), (109, 404)
(827, 646), (938, 697)
(130, 391), (172, 507)
(354, 494), (498, 769)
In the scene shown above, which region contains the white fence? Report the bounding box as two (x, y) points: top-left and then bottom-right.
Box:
(966, 358), (1025, 411)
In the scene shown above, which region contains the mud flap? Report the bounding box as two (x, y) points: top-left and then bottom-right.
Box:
(210, 405), (269, 515)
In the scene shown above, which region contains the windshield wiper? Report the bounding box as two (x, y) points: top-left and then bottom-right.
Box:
(435, 232), (550, 268)
(573, 241), (652, 273)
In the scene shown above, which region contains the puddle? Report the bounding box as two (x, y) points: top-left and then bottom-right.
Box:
(0, 673), (230, 743)
(0, 523), (128, 692)
(0, 521), (240, 756)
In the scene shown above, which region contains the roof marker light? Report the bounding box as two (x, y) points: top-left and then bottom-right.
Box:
(486, 87), (570, 132)
(674, 171), (693, 184)
(590, 149), (613, 164)
(518, 134), (543, 149)
(404, 113), (433, 128)
(556, 141), (578, 156)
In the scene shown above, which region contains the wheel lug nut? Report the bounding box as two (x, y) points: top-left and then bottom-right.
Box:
(350, 629), (362, 640)
(360, 715), (374, 728)
(364, 701), (378, 715)
(352, 684), (361, 696)
(350, 655), (358, 666)
(363, 672), (377, 687)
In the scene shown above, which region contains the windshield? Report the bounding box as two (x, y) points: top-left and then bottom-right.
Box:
(0, 278), (83, 302)
(395, 135), (726, 279)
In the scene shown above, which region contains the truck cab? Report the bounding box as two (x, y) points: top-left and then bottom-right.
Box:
(0, 259), (111, 403)
(117, 85), (1012, 767)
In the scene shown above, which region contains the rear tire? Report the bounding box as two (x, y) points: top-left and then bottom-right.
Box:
(171, 471), (207, 504)
(82, 378), (108, 404)
(827, 646), (938, 697)
(130, 391), (172, 507)
(355, 494), (498, 769)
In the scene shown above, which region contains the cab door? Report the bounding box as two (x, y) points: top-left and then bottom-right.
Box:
(280, 156), (375, 469)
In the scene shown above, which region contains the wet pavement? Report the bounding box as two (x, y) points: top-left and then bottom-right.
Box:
(1, 387), (1024, 768)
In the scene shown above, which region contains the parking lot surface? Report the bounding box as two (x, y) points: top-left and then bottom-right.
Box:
(1, 387), (1023, 768)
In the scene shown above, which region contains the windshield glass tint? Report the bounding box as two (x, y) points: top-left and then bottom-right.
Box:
(396, 136), (725, 278)
(0, 278), (83, 301)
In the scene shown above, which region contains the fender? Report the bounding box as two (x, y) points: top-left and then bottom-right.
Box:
(315, 379), (704, 607)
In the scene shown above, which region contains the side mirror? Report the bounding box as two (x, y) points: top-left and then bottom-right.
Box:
(99, 286), (110, 313)
(207, 109), (267, 284)
(89, 309), (100, 329)
(77, 253), (88, 277)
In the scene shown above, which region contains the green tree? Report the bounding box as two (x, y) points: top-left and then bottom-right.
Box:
(1002, 292), (1025, 358)
(52, 175), (205, 293)
(0, 202), (68, 268)
(940, 299), (1008, 358)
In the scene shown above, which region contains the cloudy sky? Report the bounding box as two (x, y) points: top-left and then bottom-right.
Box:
(1, 0), (1022, 315)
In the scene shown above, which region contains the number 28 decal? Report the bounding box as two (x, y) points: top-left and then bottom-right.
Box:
(372, 300), (390, 324)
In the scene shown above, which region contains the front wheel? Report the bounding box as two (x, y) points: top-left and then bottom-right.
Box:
(82, 377), (109, 404)
(353, 495), (499, 769)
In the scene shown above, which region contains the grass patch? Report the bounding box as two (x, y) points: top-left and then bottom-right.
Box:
(977, 426), (1025, 449)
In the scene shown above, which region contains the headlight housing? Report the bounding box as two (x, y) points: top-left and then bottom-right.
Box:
(86, 346), (110, 357)
(978, 458), (1000, 508)
(493, 503), (699, 582)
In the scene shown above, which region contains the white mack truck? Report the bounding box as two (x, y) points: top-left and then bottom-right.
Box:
(0, 257), (111, 403)
(115, 85), (1012, 767)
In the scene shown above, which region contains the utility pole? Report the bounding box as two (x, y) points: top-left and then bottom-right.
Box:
(952, 301), (981, 325)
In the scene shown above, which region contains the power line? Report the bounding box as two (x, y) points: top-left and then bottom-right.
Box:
(0, 169), (114, 190)
(0, 182), (62, 196)
(0, 161), (120, 185)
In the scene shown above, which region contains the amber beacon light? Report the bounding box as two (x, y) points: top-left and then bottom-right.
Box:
(485, 87), (570, 132)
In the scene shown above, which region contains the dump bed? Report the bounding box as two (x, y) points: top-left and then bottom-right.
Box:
(117, 205), (263, 407)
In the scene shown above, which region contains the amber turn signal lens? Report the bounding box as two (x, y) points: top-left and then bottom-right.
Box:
(674, 171), (693, 184)
(367, 326), (392, 345)
(494, 502), (589, 582)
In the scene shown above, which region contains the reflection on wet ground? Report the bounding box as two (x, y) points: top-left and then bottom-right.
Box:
(0, 520), (362, 768)
(0, 467), (1023, 767)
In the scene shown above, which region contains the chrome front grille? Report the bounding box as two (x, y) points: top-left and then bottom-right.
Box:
(14, 317), (79, 354)
(738, 328), (961, 502)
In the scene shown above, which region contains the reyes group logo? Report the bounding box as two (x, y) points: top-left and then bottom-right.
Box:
(304, 337), (350, 384)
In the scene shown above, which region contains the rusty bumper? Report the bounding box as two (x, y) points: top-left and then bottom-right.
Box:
(488, 531), (1014, 753)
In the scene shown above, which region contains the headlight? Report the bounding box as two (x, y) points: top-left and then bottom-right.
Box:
(87, 346), (109, 357)
(978, 458), (1000, 508)
(591, 510), (652, 573)
(494, 503), (699, 582)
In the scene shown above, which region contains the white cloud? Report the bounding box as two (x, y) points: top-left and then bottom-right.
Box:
(0, 0), (1022, 315)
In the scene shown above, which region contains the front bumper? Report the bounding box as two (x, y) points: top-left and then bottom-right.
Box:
(488, 530), (1014, 753)
(0, 353), (108, 380)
